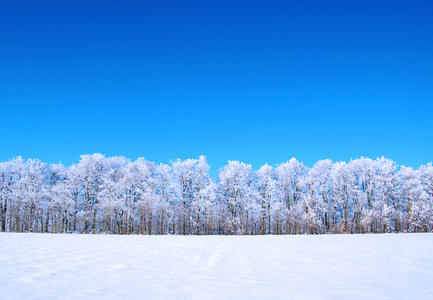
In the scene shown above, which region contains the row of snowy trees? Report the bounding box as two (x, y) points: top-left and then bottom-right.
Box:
(0, 154), (432, 235)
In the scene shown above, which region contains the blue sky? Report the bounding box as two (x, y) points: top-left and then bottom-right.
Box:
(1, 0), (432, 176)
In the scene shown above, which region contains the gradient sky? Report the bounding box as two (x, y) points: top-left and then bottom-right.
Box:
(1, 0), (432, 176)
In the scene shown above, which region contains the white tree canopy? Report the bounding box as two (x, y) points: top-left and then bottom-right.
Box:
(0, 154), (431, 234)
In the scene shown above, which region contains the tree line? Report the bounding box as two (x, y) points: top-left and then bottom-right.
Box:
(0, 154), (432, 235)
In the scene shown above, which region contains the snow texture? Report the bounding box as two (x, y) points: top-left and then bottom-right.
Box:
(1, 233), (433, 299)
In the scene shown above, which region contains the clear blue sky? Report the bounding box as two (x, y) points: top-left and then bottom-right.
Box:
(1, 0), (432, 176)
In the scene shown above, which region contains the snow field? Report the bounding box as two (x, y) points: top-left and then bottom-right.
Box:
(1, 233), (433, 299)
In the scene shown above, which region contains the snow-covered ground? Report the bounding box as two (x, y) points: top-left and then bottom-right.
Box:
(1, 233), (432, 299)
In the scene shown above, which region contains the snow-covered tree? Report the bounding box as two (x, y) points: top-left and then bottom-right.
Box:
(172, 156), (213, 235)
(275, 158), (306, 233)
(0, 154), (431, 235)
(218, 161), (256, 234)
(256, 164), (276, 234)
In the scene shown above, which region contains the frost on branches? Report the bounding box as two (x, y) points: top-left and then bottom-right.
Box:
(0, 154), (432, 234)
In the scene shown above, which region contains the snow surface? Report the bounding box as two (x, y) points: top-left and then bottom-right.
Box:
(1, 233), (432, 299)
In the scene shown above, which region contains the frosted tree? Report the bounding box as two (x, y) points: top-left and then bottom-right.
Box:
(63, 164), (82, 232)
(256, 164), (276, 234)
(0, 160), (11, 231)
(308, 159), (333, 233)
(372, 157), (398, 232)
(418, 163), (433, 231)
(16, 159), (48, 232)
(75, 154), (107, 233)
(0, 158), (22, 232)
(195, 181), (216, 234)
(45, 163), (69, 233)
(398, 166), (429, 232)
(191, 156), (214, 234)
(419, 163), (433, 199)
(172, 156), (213, 234)
(155, 163), (175, 234)
(349, 157), (374, 232)
(99, 156), (129, 233)
(0, 154), (431, 235)
(217, 161), (255, 234)
(133, 158), (158, 234)
(300, 161), (335, 234)
(330, 162), (358, 233)
(275, 158), (306, 234)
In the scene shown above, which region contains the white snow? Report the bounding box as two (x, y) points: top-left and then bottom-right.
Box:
(1, 233), (433, 299)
